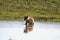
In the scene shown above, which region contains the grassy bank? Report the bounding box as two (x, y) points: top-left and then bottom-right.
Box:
(0, 0), (60, 22)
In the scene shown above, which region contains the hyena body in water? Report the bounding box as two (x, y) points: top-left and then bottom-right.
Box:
(24, 16), (34, 33)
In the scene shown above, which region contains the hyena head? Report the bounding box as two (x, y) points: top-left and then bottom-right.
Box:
(24, 16), (28, 20)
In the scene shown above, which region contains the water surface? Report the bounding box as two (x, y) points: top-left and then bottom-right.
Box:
(0, 21), (60, 40)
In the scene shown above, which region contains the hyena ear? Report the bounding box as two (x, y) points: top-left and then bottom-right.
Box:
(26, 16), (28, 18)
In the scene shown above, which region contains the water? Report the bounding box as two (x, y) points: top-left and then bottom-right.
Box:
(0, 21), (60, 40)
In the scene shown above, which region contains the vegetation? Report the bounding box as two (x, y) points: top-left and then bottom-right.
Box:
(0, 0), (60, 22)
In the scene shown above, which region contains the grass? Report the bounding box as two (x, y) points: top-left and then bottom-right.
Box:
(0, 0), (60, 22)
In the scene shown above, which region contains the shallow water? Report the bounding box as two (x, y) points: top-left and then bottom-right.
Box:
(0, 21), (60, 40)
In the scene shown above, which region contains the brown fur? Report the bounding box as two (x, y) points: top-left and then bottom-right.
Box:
(24, 16), (34, 33)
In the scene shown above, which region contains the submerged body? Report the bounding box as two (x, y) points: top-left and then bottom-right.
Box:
(24, 16), (34, 33)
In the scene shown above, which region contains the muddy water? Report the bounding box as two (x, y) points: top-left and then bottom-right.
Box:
(0, 21), (60, 40)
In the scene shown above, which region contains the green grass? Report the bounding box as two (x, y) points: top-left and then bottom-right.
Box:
(0, 11), (60, 22)
(0, 0), (60, 22)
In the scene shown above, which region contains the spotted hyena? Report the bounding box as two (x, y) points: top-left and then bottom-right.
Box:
(24, 16), (34, 33)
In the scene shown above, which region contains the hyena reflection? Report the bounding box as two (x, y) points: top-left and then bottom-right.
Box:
(24, 16), (34, 33)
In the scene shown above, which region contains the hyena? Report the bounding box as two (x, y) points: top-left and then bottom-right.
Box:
(24, 16), (34, 33)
